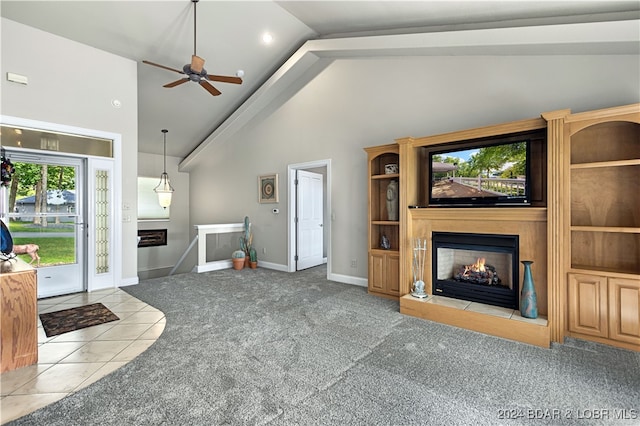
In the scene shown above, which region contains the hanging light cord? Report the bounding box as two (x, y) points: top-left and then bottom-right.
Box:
(162, 129), (168, 174)
(193, 0), (198, 57)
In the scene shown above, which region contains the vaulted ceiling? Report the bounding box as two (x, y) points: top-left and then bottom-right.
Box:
(2, 1), (638, 158)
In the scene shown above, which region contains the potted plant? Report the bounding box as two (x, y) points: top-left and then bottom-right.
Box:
(232, 250), (245, 270)
(249, 247), (258, 269)
(240, 216), (253, 267)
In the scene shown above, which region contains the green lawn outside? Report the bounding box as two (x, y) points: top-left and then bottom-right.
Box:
(13, 237), (75, 266)
(9, 221), (74, 233)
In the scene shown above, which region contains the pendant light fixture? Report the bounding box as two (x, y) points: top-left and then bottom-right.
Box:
(154, 129), (174, 208)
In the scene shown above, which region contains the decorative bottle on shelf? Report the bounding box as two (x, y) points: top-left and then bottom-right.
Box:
(519, 260), (538, 319)
(380, 234), (391, 250)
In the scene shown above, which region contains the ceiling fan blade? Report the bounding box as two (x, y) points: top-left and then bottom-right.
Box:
(163, 78), (190, 88)
(200, 80), (221, 96)
(191, 55), (205, 74)
(143, 60), (185, 75)
(206, 74), (242, 85)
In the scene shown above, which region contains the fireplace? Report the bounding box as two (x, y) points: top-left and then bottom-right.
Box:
(432, 232), (519, 309)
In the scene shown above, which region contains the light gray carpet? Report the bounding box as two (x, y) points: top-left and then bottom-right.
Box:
(11, 266), (640, 425)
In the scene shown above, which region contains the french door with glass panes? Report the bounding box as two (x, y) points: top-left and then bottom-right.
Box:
(3, 153), (85, 298)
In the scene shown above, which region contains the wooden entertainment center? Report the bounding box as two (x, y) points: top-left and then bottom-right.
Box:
(365, 103), (639, 350)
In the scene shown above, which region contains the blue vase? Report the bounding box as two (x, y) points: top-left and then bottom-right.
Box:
(520, 260), (538, 319)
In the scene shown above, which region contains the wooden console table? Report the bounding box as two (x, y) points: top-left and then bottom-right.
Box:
(1, 259), (38, 372)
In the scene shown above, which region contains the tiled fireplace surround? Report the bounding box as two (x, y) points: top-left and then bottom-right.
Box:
(400, 207), (550, 347)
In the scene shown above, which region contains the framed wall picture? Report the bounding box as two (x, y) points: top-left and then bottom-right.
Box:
(259, 174), (279, 203)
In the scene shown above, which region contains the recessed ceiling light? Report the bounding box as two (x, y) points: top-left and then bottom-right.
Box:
(262, 32), (273, 45)
(111, 99), (122, 108)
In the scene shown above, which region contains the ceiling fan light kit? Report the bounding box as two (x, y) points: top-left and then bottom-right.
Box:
(142, 0), (242, 97)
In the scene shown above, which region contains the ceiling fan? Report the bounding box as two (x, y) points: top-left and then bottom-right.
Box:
(142, 0), (242, 96)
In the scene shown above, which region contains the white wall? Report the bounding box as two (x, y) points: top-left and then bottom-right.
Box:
(1, 18), (139, 282)
(137, 152), (190, 278)
(188, 54), (640, 279)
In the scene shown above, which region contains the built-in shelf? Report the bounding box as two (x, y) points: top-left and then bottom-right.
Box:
(566, 108), (640, 351)
(370, 248), (399, 254)
(570, 226), (640, 233)
(570, 266), (640, 277)
(371, 173), (399, 179)
(570, 159), (640, 169)
(366, 144), (401, 299)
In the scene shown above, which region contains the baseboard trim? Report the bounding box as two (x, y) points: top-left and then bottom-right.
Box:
(328, 273), (367, 288)
(257, 261), (288, 272)
(192, 260), (233, 273)
(118, 276), (139, 287)
(190, 260), (289, 273)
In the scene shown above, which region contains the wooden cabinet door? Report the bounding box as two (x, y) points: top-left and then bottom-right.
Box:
(370, 253), (385, 292)
(387, 252), (400, 294)
(369, 252), (399, 296)
(568, 274), (608, 337)
(608, 278), (640, 345)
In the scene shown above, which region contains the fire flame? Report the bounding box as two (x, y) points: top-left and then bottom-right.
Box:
(463, 258), (486, 275)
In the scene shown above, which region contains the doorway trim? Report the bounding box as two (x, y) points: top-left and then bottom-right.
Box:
(1, 115), (123, 293)
(287, 159), (331, 276)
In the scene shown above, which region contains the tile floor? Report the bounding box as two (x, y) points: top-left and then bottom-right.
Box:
(0, 287), (165, 424)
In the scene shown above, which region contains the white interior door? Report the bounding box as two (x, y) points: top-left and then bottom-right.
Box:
(2, 153), (85, 298)
(296, 170), (323, 270)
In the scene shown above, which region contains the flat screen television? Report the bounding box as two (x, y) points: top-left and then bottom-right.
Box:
(427, 134), (534, 207)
